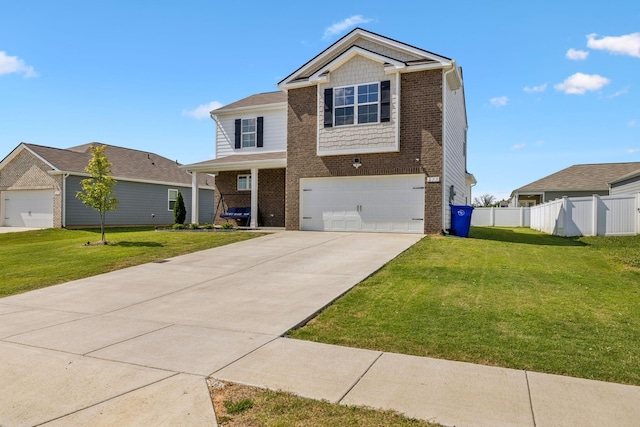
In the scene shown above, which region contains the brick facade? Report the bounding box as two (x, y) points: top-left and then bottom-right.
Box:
(214, 168), (285, 227)
(0, 149), (63, 227)
(285, 69), (444, 233)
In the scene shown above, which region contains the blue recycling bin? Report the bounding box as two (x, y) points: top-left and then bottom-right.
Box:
(450, 204), (474, 237)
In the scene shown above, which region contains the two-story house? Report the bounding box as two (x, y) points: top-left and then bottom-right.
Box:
(183, 28), (474, 234)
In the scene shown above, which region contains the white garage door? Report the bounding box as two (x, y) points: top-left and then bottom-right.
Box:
(300, 174), (425, 233)
(3, 190), (54, 228)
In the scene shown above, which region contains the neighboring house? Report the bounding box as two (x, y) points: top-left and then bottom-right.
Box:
(183, 28), (474, 234)
(510, 162), (640, 207)
(609, 168), (640, 195)
(0, 142), (214, 228)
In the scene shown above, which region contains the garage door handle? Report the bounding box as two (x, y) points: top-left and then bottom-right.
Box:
(412, 218), (424, 221)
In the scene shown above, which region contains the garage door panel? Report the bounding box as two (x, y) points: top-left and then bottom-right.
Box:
(301, 175), (425, 233)
(4, 190), (54, 228)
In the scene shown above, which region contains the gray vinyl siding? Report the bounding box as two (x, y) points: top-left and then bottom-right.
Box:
(65, 176), (214, 226)
(610, 177), (640, 195)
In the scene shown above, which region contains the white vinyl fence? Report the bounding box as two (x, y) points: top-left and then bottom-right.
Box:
(530, 194), (640, 237)
(471, 207), (530, 227)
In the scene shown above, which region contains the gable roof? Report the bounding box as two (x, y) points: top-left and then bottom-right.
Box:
(1, 142), (210, 187)
(278, 27), (456, 90)
(212, 91), (286, 114)
(514, 162), (640, 193)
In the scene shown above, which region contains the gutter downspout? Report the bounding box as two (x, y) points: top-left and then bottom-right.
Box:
(442, 62), (457, 232)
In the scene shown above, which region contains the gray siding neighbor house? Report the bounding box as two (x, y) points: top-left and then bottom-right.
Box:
(510, 162), (640, 207)
(0, 142), (214, 228)
(609, 169), (640, 196)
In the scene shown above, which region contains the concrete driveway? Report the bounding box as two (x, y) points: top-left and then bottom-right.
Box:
(0, 227), (42, 234)
(0, 231), (422, 426)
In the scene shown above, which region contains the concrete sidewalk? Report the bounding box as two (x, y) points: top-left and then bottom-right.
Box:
(1, 231), (639, 426)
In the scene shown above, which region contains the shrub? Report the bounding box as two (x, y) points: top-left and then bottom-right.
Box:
(221, 222), (234, 230)
(173, 191), (186, 224)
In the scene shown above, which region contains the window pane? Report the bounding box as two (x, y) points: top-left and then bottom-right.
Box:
(358, 104), (378, 124)
(335, 86), (354, 107)
(242, 133), (255, 148)
(242, 118), (256, 132)
(169, 201), (176, 210)
(335, 106), (354, 126)
(358, 83), (378, 103)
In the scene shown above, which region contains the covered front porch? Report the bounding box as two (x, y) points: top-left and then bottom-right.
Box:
(182, 152), (286, 228)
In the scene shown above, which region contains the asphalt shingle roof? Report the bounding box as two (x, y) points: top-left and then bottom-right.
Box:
(25, 143), (209, 186)
(212, 91), (286, 113)
(515, 162), (640, 192)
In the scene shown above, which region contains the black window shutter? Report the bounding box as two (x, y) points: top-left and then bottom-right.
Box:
(324, 88), (333, 128)
(234, 119), (241, 149)
(380, 80), (391, 122)
(256, 116), (264, 147)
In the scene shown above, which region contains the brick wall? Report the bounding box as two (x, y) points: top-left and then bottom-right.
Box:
(214, 168), (285, 227)
(0, 149), (64, 227)
(286, 69), (444, 233)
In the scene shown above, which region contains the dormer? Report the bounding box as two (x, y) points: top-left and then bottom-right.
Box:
(211, 91), (287, 159)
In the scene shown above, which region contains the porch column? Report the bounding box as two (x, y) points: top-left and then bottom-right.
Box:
(250, 168), (258, 228)
(191, 171), (199, 224)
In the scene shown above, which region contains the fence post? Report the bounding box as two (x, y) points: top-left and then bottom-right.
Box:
(520, 206), (524, 227)
(561, 196), (569, 236)
(490, 207), (495, 226)
(592, 194), (599, 237)
(637, 193), (640, 235)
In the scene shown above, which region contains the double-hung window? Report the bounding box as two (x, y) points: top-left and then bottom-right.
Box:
(237, 174), (251, 191)
(334, 83), (379, 126)
(241, 118), (256, 148)
(168, 189), (178, 211)
(234, 117), (264, 149)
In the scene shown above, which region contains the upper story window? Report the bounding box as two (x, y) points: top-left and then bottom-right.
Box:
(334, 83), (379, 126)
(324, 80), (390, 129)
(235, 117), (264, 149)
(241, 118), (256, 148)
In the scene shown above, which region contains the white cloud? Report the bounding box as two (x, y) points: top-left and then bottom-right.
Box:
(512, 143), (526, 150)
(587, 33), (640, 58)
(323, 15), (373, 39)
(628, 148), (640, 154)
(608, 86), (630, 98)
(490, 96), (508, 107)
(629, 119), (637, 127)
(0, 51), (37, 77)
(524, 83), (547, 94)
(534, 140), (545, 147)
(554, 73), (610, 95)
(182, 101), (223, 119)
(566, 48), (589, 60)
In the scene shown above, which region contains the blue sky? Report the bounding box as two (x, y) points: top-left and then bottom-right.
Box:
(2, 1), (639, 201)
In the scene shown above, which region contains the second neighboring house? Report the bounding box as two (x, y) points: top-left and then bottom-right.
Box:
(183, 28), (475, 234)
(510, 162), (640, 207)
(0, 142), (214, 228)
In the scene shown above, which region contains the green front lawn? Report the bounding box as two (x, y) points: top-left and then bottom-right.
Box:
(0, 228), (264, 297)
(291, 227), (640, 386)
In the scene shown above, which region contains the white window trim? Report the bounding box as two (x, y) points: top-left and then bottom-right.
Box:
(168, 189), (178, 211)
(237, 174), (252, 191)
(333, 82), (380, 127)
(241, 118), (257, 148)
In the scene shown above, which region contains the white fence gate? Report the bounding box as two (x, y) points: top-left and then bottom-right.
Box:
(471, 207), (530, 227)
(530, 194), (640, 237)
